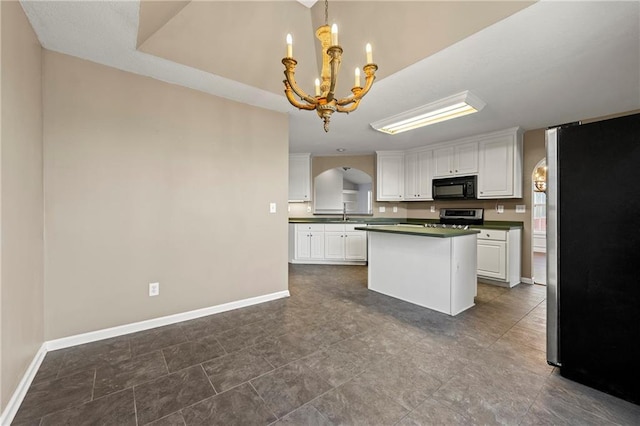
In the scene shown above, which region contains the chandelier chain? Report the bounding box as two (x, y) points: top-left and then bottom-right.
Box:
(324, 0), (329, 25)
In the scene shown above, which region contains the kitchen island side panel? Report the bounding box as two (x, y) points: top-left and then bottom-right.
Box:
(450, 234), (478, 315)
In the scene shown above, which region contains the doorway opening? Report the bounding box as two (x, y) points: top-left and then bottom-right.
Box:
(532, 159), (546, 285)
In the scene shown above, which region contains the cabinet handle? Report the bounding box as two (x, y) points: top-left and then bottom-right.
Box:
(455, 169), (458, 172)
(449, 170), (452, 173)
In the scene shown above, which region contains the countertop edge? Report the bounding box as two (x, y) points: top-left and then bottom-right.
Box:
(355, 225), (481, 238)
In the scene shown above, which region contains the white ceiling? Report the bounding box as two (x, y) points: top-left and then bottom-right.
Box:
(20, 1), (640, 156)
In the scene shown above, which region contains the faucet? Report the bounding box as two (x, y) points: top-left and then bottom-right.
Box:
(343, 202), (348, 221)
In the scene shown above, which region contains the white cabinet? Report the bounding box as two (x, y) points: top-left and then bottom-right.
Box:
(376, 151), (405, 201)
(324, 224), (367, 261)
(289, 153), (311, 202)
(295, 224), (324, 260)
(477, 228), (521, 287)
(433, 142), (478, 177)
(478, 128), (523, 199)
(404, 149), (433, 201)
(289, 223), (367, 264)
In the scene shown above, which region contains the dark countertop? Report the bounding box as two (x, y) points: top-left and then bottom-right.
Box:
(355, 224), (481, 238)
(289, 217), (523, 230)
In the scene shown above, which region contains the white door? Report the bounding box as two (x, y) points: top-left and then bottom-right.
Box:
(324, 232), (345, 259)
(345, 232), (367, 260)
(296, 231), (311, 259)
(477, 240), (507, 280)
(309, 232), (325, 259)
(433, 146), (454, 177)
(454, 142), (479, 175)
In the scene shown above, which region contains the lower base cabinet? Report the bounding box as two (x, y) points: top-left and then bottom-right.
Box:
(289, 223), (367, 264)
(477, 228), (521, 287)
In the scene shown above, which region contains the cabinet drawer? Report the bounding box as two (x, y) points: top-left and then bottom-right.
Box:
(477, 229), (507, 241)
(297, 224), (325, 232)
(324, 224), (345, 232)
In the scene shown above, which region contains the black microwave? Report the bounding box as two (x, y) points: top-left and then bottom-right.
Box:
(432, 175), (477, 200)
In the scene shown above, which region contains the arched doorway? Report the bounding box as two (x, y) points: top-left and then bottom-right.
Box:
(532, 159), (547, 284)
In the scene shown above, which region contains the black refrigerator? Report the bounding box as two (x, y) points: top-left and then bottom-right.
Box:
(546, 112), (640, 405)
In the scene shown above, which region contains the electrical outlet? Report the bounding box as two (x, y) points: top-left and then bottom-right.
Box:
(149, 282), (159, 297)
(430, 206), (436, 213)
(393, 206), (398, 213)
(497, 205), (504, 214)
(516, 205), (526, 213)
(379, 206), (386, 213)
(269, 202), (276, 213)
(306, 205), (311, 213)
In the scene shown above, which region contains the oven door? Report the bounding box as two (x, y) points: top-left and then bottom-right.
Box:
(433, 182), (466, 199)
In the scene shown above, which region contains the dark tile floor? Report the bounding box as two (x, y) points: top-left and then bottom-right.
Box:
(12, 264), (640, 425)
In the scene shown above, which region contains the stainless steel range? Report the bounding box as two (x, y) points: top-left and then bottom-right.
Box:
(423, 208), (484, 229)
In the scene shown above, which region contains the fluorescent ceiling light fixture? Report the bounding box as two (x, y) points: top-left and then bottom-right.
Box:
(370, 91), (486, 135)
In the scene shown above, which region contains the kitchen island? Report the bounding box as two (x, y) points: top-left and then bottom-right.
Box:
(356, 225), (480, 316)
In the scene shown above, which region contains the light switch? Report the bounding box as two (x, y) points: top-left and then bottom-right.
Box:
(430, 206), (436, 213)
(497, 205), (504, 214)
(270, 202), (277, 213)
(516, 205), (526, 213)
(393, 206), (398, 213)
(379, 206), (386, 213)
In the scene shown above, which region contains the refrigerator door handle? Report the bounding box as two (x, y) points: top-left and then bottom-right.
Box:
(546, 128), (561, 367)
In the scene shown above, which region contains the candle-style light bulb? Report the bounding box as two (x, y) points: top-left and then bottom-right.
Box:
(315, 78), (321, 96)
(366, 43), (373, 64)
(331, 24), (338, 46)
(354, 68), (361, 87)
(286, 34), (293, 58)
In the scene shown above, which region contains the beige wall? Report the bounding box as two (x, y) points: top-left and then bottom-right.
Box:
(43, 51), (289, 340)
(0, 1), (44, 411)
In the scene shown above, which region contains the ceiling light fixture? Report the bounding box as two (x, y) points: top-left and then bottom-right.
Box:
(370, 91), (486, 135)
(283, 0), (377, 132)
(533, 165), (547, 192)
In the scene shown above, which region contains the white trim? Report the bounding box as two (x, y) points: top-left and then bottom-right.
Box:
(0, 290), (290, 425)
(47, 290), (290, 351)
(0, 343), (48, 426)
(520, 277), (535, 284)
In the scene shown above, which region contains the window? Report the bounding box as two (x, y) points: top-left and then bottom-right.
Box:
(533, 191), (546, 233)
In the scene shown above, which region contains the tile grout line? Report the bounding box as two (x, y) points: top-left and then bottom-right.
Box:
(248, 381), (279, 421)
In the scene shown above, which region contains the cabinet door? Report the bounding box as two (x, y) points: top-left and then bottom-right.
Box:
(289, 154), (311, 202)
(296, 231), (311, 259)
(404, 152), (418, 199)
(416, 150), (433, 200)
(433, 146), (454, 177)
(309, 232), (325, 259)
(477, 240), (507, 280)
(345, 231), (367, 260)
(324, 232), (345, 259)
(454, 142), (478, 175)
(376, 152), (405, 201)
(477, 129), (522, 199)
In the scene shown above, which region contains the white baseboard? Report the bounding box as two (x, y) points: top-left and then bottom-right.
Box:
(47, 290), (290, 351)
(0, 343), (47, 426)
(520, 277), (535, 284)
(0, 290), (289, 425)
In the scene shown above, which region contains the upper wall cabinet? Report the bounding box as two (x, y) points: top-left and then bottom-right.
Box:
(433, 141), (478, 177)
(405, 149), (433, 201)
(289, 153), (311, 202)
(477, 127), (523, 199)
(376, 151), (405, 201)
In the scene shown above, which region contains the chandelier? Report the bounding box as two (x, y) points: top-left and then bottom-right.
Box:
(533, 164), (547, 192)
(282, 0), (377, 132)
